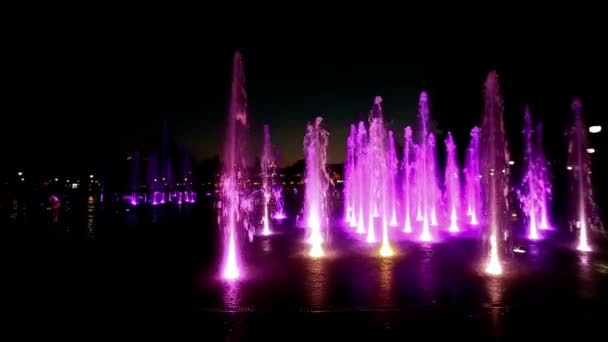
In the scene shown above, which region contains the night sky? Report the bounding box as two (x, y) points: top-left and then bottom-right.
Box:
(4, 9), (606, 173)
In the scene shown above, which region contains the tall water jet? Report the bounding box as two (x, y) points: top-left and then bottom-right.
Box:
(427, 133), (440, 227)
(304, 117), (330, 258)
(365, 96), (387, 244)
(220, 51), (250, 280)
(568, 99), (598, 252)
(465, 127), (481, 225)
(417, 92), (433, 242)
(519, 106), (540, 240)
(388, 130), (399, 227)
(445, 132), (461, 232)
(535, 123), (552, 230)
(480, 71), (510, 276)
(356, 122), (368, 234)
(344, 124), (357, 226)
(402, 126), (414, 233)
(130, 151), (140, 206)
(261, 124), (272, 236)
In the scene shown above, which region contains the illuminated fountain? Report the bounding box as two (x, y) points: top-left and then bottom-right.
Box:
(261, 124), (272, 236)
(220, 51), (251, 280)
(272, 187), (286, 220)
(342, 97), (396, 252)
(568, 99), (601, 252)
(130, 151), (140, 206)
(365, 97), (389, 244)
(444, 132), (461, 233)
(402, 126), (414, 233)
(480, 71), (510, 276)
(535, 124), (551, 229)
(355, 121), (368, 234)
(304, 117), (330, 258)
(344, 124), (356, 226)
(388, 130), (399, 227)
(416, 92), (435, 242)
(464, 127), (481, 225)
(427, 133), (440, 227)
(518, 106), (548, 240)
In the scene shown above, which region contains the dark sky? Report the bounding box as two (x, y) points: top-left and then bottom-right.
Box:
(4, 8), (606, 173)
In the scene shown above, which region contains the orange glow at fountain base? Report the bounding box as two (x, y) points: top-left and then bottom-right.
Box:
(576, 221), (592, 252)
(485, 235), (503, 276)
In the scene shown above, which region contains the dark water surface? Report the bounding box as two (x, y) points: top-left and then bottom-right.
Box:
(3, 197), (607, 340)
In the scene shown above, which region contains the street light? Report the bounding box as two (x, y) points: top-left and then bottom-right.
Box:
(586, 148), (596, 154)
(589, 125), (602, 133)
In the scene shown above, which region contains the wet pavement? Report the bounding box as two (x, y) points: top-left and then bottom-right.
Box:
(3, 199), (608, 340)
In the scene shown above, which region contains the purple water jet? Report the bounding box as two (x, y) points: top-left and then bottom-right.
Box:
(568, 99), (601, 252)
(535, 123), (551, 230)
(465, 127), (481, 225)
(416, 92), (434, 242)
(261, 124), (272, 236)
(388, 130), (399, 228)
(444, 132), (462, 233)
(355, 121), (368, 234)
(344, 124), (357, 226)
(402, 126), (414, 233)
(518, 106), (547, 240)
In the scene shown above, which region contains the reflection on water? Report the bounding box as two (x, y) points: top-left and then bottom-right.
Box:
(577, 254), (593, 299)
(222, 280), (242, 309)
(87, 196), (96, 239)
(378, 258), (395, 305)
(485, 276), (505, 338)
(306, 258), (327, 307)
(260, 239), (272, 253)
(417, 244), (437, 304)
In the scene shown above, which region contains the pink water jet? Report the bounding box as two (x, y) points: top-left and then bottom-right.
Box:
(465, 127), (481, 226)
(568, 99), (600, 252)
(480, 71), (510, 276)
(220, 51), (250, 280)
(304, 117), (330, 258)
(388, 131), (399, 227)
(355, 122), (368, 235)
(261, 124), (273, 236)
(518, 106), (545, 240)
(402, 126), (414, 233)
(416, 92), (435, 242)
(344, 124), (356, 226)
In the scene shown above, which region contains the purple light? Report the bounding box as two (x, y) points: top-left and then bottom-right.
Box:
(272, 213), (287, 220)
(130, 192), (137, 206)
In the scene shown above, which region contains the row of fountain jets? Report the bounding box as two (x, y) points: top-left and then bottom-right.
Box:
(221, 52), (599, 281)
